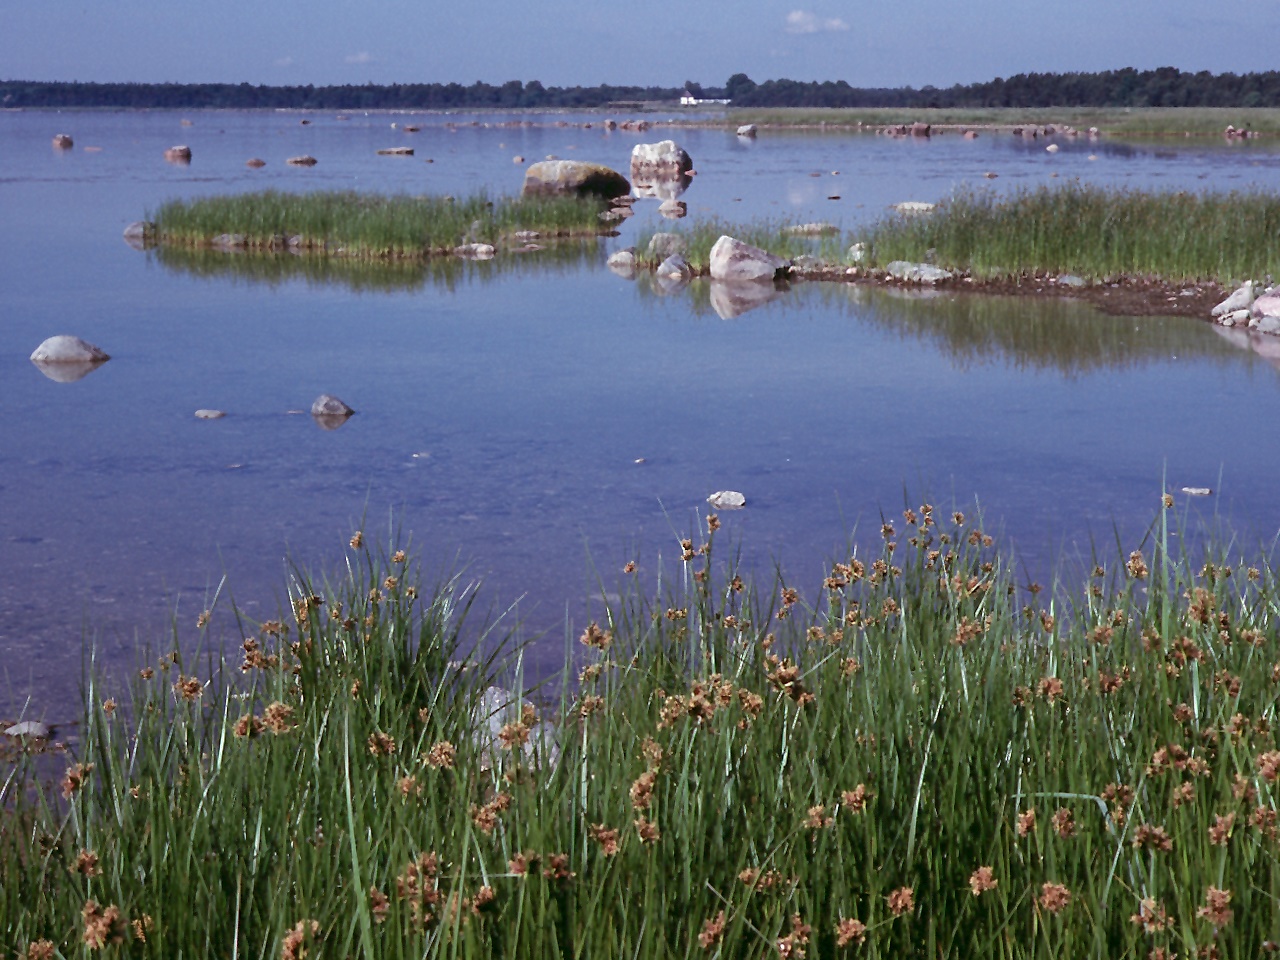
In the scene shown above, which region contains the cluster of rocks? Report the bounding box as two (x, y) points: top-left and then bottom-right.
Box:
(1224, 125), (1260, 140)
(1210, 281), (1280, 334)
(28, 333), (356, 428)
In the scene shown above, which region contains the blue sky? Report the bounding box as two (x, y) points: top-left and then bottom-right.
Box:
(4, 0), (1279, 89)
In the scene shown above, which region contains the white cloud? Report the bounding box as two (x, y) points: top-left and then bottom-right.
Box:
(273, 56), (295, 68)
(785, 10), (851, 34)
(344, 51), (374, 64)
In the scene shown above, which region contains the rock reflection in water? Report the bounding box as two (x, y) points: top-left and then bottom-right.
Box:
(1215, 324), (1280, 374)
(30, 359), (108, 383)
(633, 171), (693, 201)
(709, 279), (785, 319)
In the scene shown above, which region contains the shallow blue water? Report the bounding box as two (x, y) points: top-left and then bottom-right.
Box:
(3, 108), (1280, 718)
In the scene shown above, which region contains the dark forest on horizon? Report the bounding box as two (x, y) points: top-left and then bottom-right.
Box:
(6, 67), (1280, 110)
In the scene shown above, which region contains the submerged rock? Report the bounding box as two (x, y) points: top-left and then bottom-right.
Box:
(286, 155), (318, 166)
(892, 201), (936, 214)
(1212, 281), (1256, 318)
(655, 254), (693, 281)
(311, 394), (354, 430)
(520, 160), (629, 199)
(52, 134), (74, 149)
(4, 720), (50, 739)
(164, 145), (192, 163)
(454, 243), (496, 259)
(473, 685), (560, 771)
(194, 409), (225, 420)
(607, 248), (638, 279)
(246, 157), (267, 168)
(706, 490), (746, 510)
(377, 146), (414, 156)
(884, 261), (954, 284)
(123, 221), (156, 250)
(708, 235), (788, 282)
(736, 124), (758, 138)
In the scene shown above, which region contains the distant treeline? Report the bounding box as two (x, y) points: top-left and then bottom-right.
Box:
(5, 68), (1280, 110)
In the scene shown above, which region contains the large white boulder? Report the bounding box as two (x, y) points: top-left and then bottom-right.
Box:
(1249, 289), (1280, 334)
(708, 235), (788, 282)
(630, 140), (692, 178)
(31, 335), (110, 365)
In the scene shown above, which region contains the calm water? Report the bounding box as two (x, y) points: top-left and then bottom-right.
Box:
(5, 108), (1280, 718)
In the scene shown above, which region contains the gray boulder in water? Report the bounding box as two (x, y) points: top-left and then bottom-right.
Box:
(520, 160), (630, 199)
(311, 394), (355, 429)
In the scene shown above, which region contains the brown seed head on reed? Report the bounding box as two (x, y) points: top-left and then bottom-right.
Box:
(424, 740), (457, 769)
(1132, 824), (1173, 851)
(280, 919), (320, 960)
(62, 763), (95, 799)
(262, 701), (295, 734)
(1050, 808), (1076, 838)
(698, 911), (727, 949)
(887, 887), (914, 917)
(1038, 883), (1071, 915)
(72, 849), (101, 877)
(1016, 808), (1037, 836)
(777, 914), (811, 958)
(969, 866), (997, 895)
(81, 900), (127, 950)
(1209, 812), (1236, 845)
(835, 917), (867, 947)
(367, 731), (396, 757)
(1129, 898), (1172, 934)
(589, 823), (620, 856)
(21, 941), (56, 960)
(634, 816), (661, 844)
(1198, 887), (1233, 927)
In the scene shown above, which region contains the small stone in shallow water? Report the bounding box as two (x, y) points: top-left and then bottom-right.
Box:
(194, 409), (225, 419)
(311, 394), (354, 418)
(1181, 487), (1213, 496)
(707, 490), (746, 509)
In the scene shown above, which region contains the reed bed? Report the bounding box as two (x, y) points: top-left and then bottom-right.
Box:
(638, 186), (1280, 286)
(6, 504), (1280, 958)
(150, 190), (609, 258)
(724, 107), (1280, 137)
(861, 185), (1280, 284)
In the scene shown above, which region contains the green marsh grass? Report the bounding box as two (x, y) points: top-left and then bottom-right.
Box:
(640, 185), (1280, 286)
(151, 190), (609, 259)
(861, 185), (1280, 284)
(7, 507), (1280, 956)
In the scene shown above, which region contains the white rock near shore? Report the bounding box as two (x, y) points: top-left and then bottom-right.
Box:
(1212, 282), (1256, 317)
(884, 261), (954, 284)
(708, 236), (788, 282)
